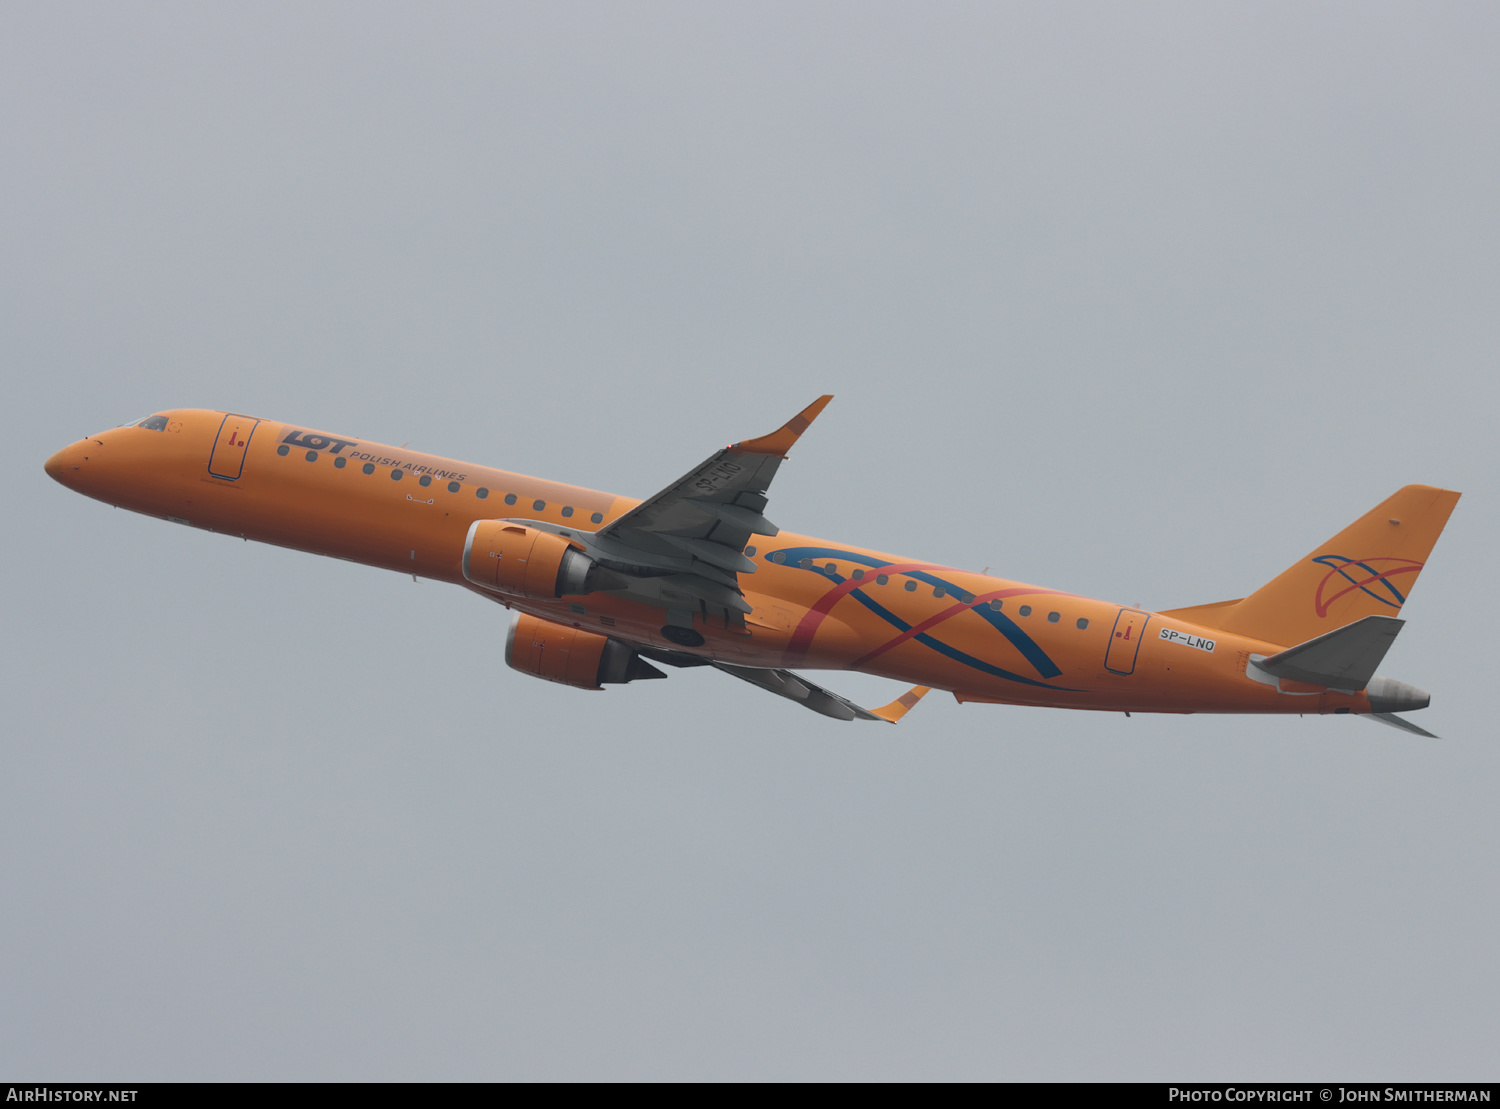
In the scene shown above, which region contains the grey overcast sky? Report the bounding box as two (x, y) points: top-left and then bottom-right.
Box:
(3, 1), (1497, 1081)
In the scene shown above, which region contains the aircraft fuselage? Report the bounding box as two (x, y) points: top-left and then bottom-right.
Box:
(44, 408), (1425, 719)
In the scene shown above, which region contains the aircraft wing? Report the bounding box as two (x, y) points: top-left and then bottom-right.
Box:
(711, 662), (930, 724)
(575, 396), (833, 623)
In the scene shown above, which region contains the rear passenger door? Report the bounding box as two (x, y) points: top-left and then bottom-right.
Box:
(1105, 608), (1150, 675)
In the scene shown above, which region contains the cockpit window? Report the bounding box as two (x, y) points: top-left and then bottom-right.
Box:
(136, 415), (169, 431)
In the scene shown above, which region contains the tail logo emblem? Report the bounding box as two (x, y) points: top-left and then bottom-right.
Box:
(1311, 555), (1423, 617)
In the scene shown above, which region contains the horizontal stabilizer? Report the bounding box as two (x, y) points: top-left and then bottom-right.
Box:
(1255, 615), (1403, 691)
(1366, 712), (1439, 738)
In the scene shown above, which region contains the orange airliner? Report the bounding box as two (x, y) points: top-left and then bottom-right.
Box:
(45, 399), (1458, 733)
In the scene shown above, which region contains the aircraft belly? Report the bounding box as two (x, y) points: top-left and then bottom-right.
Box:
(158, 474), (1389, 718)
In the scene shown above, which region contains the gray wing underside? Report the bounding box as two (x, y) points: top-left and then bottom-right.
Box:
(498, 398), (829, 623)
(564, 396), (834, 624)
(594, 446), (784, 589)
(710, 662), (886, 722)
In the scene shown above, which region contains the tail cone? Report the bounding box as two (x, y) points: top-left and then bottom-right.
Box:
(1366, 676), (1431, 713)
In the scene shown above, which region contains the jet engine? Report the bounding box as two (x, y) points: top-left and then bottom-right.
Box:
(505, 613), (666, 690)
(464, 520), (603, 599)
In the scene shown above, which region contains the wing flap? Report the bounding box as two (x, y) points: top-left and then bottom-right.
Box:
(659, 534), (758, 575)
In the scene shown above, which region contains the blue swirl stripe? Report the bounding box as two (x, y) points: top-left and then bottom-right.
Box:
(1312, 555), (1409, 607)
(773, 545), (1071, 689)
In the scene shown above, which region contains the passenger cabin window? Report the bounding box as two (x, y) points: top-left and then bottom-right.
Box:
(362, 463), (375, 474)
(476, 488), (489, 499)
(419, 475), (432, 487)
(590, 512), (603, 524)
(904, 581), (917, 592)
(1076, 618), (1089, 630)
(448, 481), (460, 493)
(1047, 611), (1060, 623)
(533, 500), (546, 511)
(504, 494), (517, 506)
(561, 506), (574, 518)
(1018, 605), (1032, 617)
(136, 415), (169, 431)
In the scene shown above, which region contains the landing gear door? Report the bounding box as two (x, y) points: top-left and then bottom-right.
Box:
(208, 414), (259, 481)
(1105, 608), (1150, 675)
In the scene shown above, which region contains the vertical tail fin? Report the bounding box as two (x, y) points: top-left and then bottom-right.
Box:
(1163, 485), (1460, 648)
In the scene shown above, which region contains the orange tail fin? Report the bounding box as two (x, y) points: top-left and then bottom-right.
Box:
(1161, 485), (1460, 648)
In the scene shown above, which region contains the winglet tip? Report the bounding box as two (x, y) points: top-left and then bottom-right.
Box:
(734, 395), (835, 457)
(870, 684), (932, 724)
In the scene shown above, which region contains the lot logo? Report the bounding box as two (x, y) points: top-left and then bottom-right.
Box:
(282, 429), (357, 455)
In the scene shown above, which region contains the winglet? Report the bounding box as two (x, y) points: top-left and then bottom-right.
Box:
(869, 685), (932, 724)
(733, 395), (834, 458)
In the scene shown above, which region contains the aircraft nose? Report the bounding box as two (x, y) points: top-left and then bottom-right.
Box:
(44, 440), (89, 486)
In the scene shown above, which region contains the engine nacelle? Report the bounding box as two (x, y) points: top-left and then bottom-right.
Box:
(505, 613), (665, 690)
(463, 520), (596, 599)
